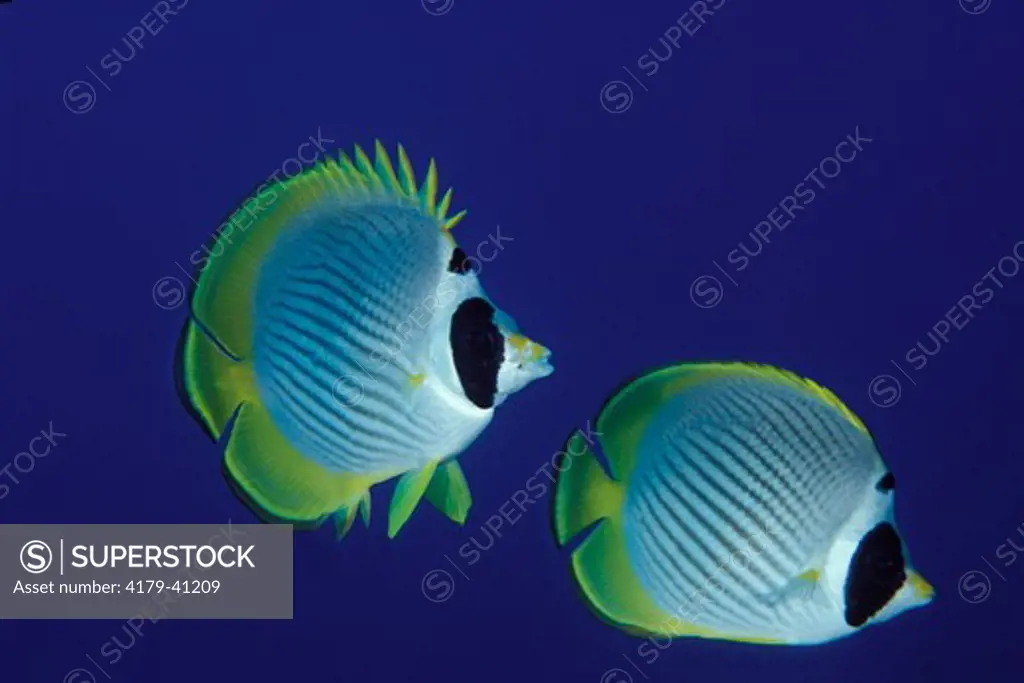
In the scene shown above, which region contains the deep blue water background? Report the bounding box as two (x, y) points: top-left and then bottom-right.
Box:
(3, 1), (1023, 681)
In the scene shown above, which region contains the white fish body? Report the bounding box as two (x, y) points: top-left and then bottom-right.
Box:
(553, 362), (933, 646)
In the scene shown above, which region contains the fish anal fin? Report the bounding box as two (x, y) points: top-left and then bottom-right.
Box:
(388, 462), (439, 538)
(571, 520), (787, 644)
(359, 491), (372, 527)
(569, 518), (707, 638)
(224, 401), (374, 524)
(333, 504), (360, 540)
(425, 460), (472, 525)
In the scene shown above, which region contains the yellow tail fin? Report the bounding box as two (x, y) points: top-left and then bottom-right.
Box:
(181, 320), (374, 524)
(181, 320), (250, 440)
(551, 429), (692, 638)
(552, 431), (623, 546)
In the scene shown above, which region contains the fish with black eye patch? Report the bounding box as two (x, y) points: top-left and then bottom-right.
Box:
(552, 361), (934, 646)
(177, 141), (554, 542)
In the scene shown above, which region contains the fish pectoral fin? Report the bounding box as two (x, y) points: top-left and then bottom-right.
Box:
(425, 460), (472, 525)
(388, 462), (439, 539)
(769, 568), (830, 608)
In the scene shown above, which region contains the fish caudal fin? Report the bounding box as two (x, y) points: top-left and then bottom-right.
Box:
(552, 432), (694, 638)
(182, 314), (371, 526)
(553, 432), (622, 545)
(181, 320), (250, 440)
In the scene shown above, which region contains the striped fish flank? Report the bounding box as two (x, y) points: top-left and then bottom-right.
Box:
(622, 378), (879, 639)
(252, 202), (469, 475)
(552, 362), (934, 646)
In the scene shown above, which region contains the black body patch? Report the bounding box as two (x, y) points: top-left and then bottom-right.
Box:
(876, 472), (896, 492)
(447, 247), (473, 274)
(450, 297), (503, 409)
(844, 523), (906, 627)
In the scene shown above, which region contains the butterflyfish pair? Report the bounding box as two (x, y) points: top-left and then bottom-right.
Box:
(176, 140), (933, 647)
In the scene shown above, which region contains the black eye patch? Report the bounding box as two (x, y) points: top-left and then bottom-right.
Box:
(447, 247), (474, 275)
(449, 297), (503, 409)
(844, 522), (906, 627)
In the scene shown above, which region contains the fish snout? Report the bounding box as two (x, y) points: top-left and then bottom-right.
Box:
(505, 332), (554, 378)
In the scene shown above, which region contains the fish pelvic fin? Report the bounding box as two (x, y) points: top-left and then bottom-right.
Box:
(388, 461), (439, 539)
(425, 460), (473, 525)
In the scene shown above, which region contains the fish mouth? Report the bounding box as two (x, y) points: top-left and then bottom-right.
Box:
(531, 348), (554, 378)
(502, 332), (554, 382)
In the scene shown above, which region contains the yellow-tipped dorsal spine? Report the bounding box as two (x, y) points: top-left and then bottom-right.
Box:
(397, 145), (418, 197)
(443, 210), (467, 231)
(353, 145), (384, 193)
(436, 188), (453, 223)
(338, 153), (369, 192)
(373, 140), (403, 195)
(420, 159), (438, 215)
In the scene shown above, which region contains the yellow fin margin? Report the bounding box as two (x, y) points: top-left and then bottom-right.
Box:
(553, 423), (785, 644)
(317, 140), (465, 228)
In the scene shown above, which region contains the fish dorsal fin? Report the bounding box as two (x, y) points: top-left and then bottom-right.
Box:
(318, 142), (464, 226)
(593, 363), (732, 483)
(731, 362), (869, 434)
(186, 141), (465, 362)
(425, 460), (473, 525)
(596, 363), (868, 483)
(388, 462), (439, 538)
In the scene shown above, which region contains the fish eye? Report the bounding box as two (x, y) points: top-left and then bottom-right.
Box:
(875, 472), (896, 492)
(447, 247), (474, 275)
